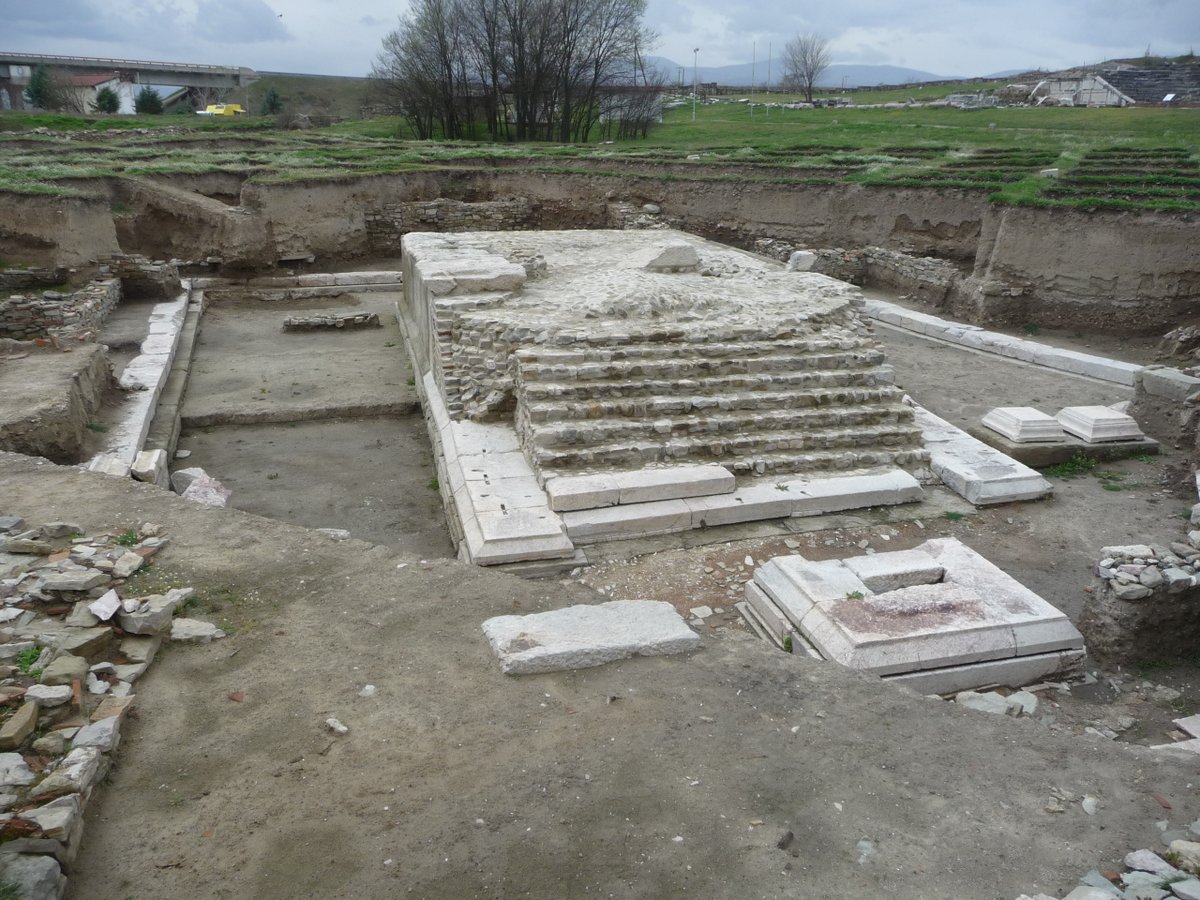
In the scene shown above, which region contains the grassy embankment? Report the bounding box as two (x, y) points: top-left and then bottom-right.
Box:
(0, 83), (1196, 211)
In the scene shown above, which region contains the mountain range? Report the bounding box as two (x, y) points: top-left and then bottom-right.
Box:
(648, 57), (959, 89)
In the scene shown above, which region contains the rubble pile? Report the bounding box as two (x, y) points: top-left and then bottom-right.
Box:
(0, 516), (222, 898)
(1081, 538), (1200, 666)
(1016, 841), (1200, 900)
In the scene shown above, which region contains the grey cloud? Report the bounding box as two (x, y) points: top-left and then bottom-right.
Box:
(193, 0), (291, 43)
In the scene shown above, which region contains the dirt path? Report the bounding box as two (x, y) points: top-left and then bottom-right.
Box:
(0, 451), (1196, 900)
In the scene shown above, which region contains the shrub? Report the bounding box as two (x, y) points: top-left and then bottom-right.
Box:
(134, 87), (164, 115)
(92, 86), (121, 114)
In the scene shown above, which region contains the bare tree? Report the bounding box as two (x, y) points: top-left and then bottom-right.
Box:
(369, 0), (656, 142)
(782, 32), (831, 103)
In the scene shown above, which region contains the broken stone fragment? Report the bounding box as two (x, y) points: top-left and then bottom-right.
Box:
(1112, 581), (1153, 601)
(39, 654), (87, 686)
(56, 627), (111, 661)
(170, 467), (206, 494)
(0, 752), (37, 787)
(71, 716), (120, 752)
(39, 569), (106, 593)
(28, 747), (105, 800)
(23, 794), (81, 842)
(115, 589), (189, 635)
(131, 449), (169, 488)
(111, 551), (143, 579)
(38, 523), (82, 539)
(181, 475), (232, 508)
(644, 242), (700, 272)
(0, 702), (38, 751)
(87, 589), (121, 622)
(169, 618), (226, 643)
(23, 685), (71, 708)
(0, 853), (64, 900)
(2, 539), (53, 556)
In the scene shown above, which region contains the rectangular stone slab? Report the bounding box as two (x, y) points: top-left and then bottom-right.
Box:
(754, 537), (1084, 677)
(843, 549), (945, 593)
(911, 401), (1053, 505)
(561, 499), (694, 542)
(884, 648), (1087, 695)
(743, 582), (796, 645)
(482, 600), (700, 674)
(1056, 406), (1144, 443)
(981, 407), (1066, 443)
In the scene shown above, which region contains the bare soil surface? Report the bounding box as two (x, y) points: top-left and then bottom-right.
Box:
(179, 416), (452, 558)
(181, 291), (416, 425)
(1, 451), (1198, 900)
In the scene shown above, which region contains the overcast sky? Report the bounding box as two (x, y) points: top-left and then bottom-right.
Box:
(2, 0), (1195, 78)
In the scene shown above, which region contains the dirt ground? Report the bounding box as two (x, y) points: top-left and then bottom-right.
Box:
(180, 291), (417, 425)
(179, 417), (451, 558)
(1, 451), (1198, 900)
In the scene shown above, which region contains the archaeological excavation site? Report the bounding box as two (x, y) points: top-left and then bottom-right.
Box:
(1, 121), (1200, 900)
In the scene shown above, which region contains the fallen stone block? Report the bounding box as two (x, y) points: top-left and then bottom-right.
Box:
(0, 853), (65, 900)
(39, 654), (87, 687)
(23, 794), (82, 842)
(0, 702), (38, 751)
(181, 474), (231, 508)
(482, 600), (700, 675)
(131, 449), (169, 488)
(0, 752), (37, 787)
(116, 589), (189, 635)
(29, 747), (105, 800)
(71, 716), (121, 752)
(169, 618), (226, 643)
(24, 685), (71, 708)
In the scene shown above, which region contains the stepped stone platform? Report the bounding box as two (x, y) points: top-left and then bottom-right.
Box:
(747, 537), (1086, 694)
(398, 230), (931, 565)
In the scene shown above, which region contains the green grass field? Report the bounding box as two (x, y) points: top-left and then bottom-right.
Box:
(1, 93), (1197, 211)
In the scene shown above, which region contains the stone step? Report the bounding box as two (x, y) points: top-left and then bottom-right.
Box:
(518, 367), (893, 402)
(523, 385), (907, 424)
(514, 336), (869, 365)
(532, 424), (927, 473)
(523, 403), (914, 450)
(515, 349), (886, 383)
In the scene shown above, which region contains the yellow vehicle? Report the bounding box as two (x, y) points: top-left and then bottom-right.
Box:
(196, 103), (247, 116)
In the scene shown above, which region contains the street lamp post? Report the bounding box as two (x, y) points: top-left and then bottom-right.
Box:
(692, 47), (699, 121)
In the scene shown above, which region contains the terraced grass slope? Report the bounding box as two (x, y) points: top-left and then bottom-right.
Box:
(0, 104), (1196, 211)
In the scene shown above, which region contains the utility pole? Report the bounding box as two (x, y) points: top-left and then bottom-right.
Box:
(766, 41), (771, 117)
(692, 47), (699, 121)
(751, 41), (755, 118)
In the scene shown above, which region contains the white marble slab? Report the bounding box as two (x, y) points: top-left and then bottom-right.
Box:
(910, 399), (1053, 505)
(482, 600), (700, 674)
(752, 537), (1085, 681)
(1056, 406), (1144, 443)
(981, 407), (1066, 443)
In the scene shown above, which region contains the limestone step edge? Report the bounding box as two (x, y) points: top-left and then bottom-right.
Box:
(561, 469), (923, 543)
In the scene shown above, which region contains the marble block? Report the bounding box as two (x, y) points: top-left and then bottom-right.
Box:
(1056, 406), (1144, 443)
(482, 600), (700, 674)
(981, 407), (1065, 443)
(752, 537), (1085, 680)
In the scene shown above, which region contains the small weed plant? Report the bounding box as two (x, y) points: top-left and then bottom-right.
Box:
(115, 528), (139, 547)
(1043, 452), (1097, 479)
(14, 646), (40, 676)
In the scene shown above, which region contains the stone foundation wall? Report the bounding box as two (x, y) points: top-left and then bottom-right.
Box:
(1080, 540), (1200, 663)
(0, 279), (121, 341)
(1128, 365), (1200, 451)
(0, 268), (69, 292)
(863, 247), (961, 306)
(366, 198), (537, 255)
(99, 255), (182, 301)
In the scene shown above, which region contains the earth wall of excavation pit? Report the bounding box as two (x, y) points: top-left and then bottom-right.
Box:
(7, 168), (1198, 331)
(0, 188), (119, 267)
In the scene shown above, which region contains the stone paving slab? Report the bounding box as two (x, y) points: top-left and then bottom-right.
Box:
(862, 297), (1143, 386)
(481, 600), (700, 674)
(910, 399), (1053, 505)
(545, 464), (735, 512)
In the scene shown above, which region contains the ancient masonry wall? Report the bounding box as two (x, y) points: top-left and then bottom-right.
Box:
(1081, 540), (1200, 663)
(366, 198), (537, 255)
(751, 240), (961, 306)
(0, 268), (69, 292)
(0, 279), (121, 341)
